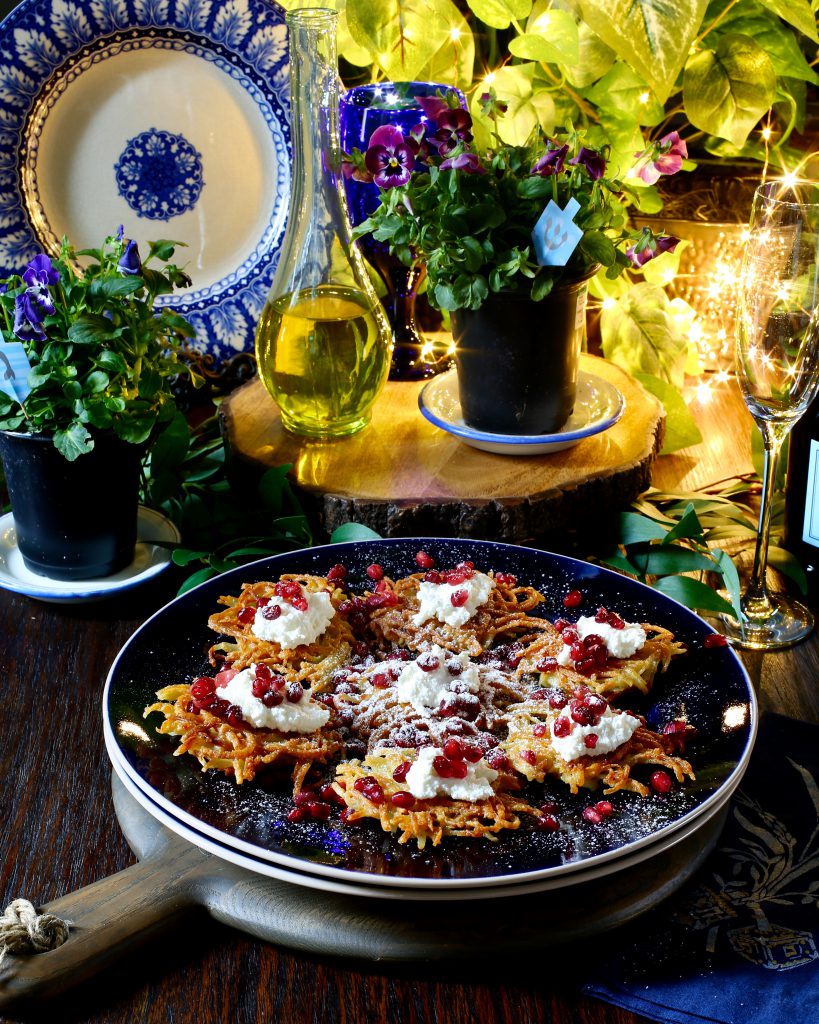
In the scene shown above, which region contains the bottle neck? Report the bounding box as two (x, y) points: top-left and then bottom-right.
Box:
(287, 12), (340, 212)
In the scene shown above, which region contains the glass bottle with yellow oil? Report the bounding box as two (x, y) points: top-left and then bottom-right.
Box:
(255, 8), (391, 439)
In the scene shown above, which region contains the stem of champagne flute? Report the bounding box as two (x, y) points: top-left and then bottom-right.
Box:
(740, 420), (789, 624)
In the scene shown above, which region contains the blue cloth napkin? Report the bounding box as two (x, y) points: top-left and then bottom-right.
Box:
(584, 713), (819, 1024)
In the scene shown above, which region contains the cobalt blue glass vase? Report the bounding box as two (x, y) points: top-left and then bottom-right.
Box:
(340, 82), (465, 381)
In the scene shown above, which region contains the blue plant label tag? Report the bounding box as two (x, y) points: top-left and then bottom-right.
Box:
(532, 197), (583, 267)
(0, 342), (32, 403)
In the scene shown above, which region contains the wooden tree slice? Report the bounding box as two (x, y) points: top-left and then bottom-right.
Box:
(221, 353), (665, 542)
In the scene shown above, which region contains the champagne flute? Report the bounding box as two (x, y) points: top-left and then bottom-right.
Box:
(721, 179), (819, 649)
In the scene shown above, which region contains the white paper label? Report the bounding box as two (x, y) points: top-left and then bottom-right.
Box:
(802, 438), (819, 550)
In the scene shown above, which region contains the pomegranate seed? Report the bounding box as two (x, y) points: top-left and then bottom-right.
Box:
(651, 770), (673, 793)
(433, 755), (453, 777)
(353, 778), (369, 793)
(214, 668), (237, 689)
(535, 813), (560, 832)
(371, 672), (390, 689)
(536, 657), (558, 672)
(445, 659), (464, 677)
(563, 589), (583, 608)
(484, 748), (510, 770)
(340, 808), (356, 824)
(532, 724), (548, 738)
(450, 589), (469, 608)
(495, 572), (517, 586)
(225, 704), (244, 727)
(338, 600), (355, 615)
(607, 612), (625, 629)
(362, 781), (385, 804)
(443, 737), (464, 760)
(391, 791), (416, 809)
(309, 803), (331, 821)
(462, 744), (483, 763)
(260, 604), (281, 622)
(351, 641), (369, 659)
(291, 596), (308, 612)
(393, 761), (411, 783)
(327, 563), (347, 582)
(575, 657), (597, 677)
(554, 618), (570, 631)
(286, 683), (303, 703)
(582, 807), (604, 825)
(237, 606), (256, 624)
(374, 579), (388, 592)
(424, 570), (444, 584)
(561, 628), (579, 644)
(445, 569), (470, 585)
(547, 691), (569, 710)
(447, 759), (469, 779)
(293, 790), (314, 806)
(553, 716), (572, 737)
(366, 592), (400, 608)
(190, 677), (216, 700)
(366, 563), (384, 581)
(287, 807), (308, 823)
(540, 800), (558, 815)
(319, 784), (343, 805)
(595, 801), (614, 817)
(704, 633), (729, 648)
(388, 649), (411, 661)
(210, 698), (230, 716)
(521, 750), (537, 766)
(415, 550), (435, 568)
(251, 676), (269, 698)
(583, 733), (599, 749)
(416, 652), (440, 672)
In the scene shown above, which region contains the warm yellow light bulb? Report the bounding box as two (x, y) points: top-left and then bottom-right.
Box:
(761, 127), (772, 141)
(449, 26), (461, 41)
(638, 91), (650, 105)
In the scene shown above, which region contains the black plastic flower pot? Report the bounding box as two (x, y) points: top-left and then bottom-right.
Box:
(0, 430), (142, 580)
(451, 279), (590, 435)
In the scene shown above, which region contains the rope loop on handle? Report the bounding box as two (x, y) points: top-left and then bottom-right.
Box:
(0, 899), (70, 970)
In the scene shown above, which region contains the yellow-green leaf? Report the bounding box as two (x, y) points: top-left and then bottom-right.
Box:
(600, 282), (689, 387)
(683, 34), (777, 148)
(470, 64), (556, 144)
(346, 0), (472, 86)
(466, 0), (532, 30)
(513, 8), (579, 65)
(577, 0), (709, 103)
(758, 0), (818, 43)
(560, 18), (615, 88)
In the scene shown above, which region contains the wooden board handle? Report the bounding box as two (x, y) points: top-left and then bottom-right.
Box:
(0, 841), (210, 1011)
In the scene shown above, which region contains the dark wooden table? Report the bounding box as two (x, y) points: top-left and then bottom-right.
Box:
(2, 377), (819, 1024)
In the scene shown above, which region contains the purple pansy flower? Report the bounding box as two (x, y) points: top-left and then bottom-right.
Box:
(13, 291), (47, 341)
(634, 131), (688, 185)
(116, 224), (125, 242)
(415, 95), (450, 123)
(531, 144), (569, 178)
(439, 152), (485, 174)
(117, 239), (142, 276)
(430, 109), (473, 156)
(364, 125), (417, 189)
(626, 231), (680, 268)
(22, 253), (59, 315)
(569, 146), (606, 180)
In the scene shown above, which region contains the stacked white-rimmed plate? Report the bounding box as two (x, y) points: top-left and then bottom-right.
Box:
(104, 539), (756, 916)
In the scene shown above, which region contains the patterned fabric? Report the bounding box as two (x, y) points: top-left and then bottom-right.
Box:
(585, 713), (819, 1024)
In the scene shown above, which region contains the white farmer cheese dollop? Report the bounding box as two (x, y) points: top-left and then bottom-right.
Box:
(252, 586), (335, 648)
(217, 666), (330, 733)
(405, 746), (498, 801)
(412, 572), (495, 628)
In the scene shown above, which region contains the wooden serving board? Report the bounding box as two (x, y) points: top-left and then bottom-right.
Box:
(221, 353), (665, 542)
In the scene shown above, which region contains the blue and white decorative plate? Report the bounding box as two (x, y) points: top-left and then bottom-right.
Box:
(0, 0), (291, 361)
(419, 368), (626, 455)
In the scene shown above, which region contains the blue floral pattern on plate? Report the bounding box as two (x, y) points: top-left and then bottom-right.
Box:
(115, 128), (205, 220)
(0, 0), (291, 362)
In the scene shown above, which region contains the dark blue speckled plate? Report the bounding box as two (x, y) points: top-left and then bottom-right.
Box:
(104, 539), (756, 890)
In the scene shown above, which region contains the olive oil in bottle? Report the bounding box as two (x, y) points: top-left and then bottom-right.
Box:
(256, 285), (389, 439)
